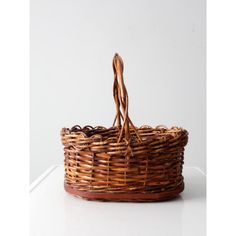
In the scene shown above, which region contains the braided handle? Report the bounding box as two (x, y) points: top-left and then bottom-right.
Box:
(112, 53), (141, 143)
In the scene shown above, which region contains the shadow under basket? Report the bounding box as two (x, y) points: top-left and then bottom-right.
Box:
(61, 53), (189, 202)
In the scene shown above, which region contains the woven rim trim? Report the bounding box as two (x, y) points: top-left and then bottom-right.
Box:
(61, 125), (188, 142)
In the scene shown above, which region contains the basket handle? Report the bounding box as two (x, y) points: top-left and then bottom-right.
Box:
(112, 53), (142, 143)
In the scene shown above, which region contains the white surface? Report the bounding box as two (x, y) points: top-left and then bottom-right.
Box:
(30, 166), (206, 236)
(30, 0), (206, 183)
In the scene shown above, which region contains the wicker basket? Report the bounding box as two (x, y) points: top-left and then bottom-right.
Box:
(61, 53), (188, 202)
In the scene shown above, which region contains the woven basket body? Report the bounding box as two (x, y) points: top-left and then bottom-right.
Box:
(61, 54), (188, 202)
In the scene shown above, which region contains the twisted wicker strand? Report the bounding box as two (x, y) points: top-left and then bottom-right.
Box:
(112, 53), (141, 143)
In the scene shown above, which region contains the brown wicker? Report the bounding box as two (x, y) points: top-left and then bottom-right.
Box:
(61, 53), (188, 202)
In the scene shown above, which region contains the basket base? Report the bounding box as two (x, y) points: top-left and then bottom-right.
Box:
(64, 182), (184, 202)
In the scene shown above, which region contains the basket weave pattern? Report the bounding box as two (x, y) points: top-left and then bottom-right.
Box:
(61, 54), (188, 201)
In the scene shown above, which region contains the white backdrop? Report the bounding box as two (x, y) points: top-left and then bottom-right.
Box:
(30, 0), (206, 183)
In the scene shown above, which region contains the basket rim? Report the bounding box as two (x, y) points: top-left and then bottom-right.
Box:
(61, 125), (188, 143)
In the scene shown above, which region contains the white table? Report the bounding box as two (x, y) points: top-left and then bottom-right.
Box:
(30, 166), (206, 236)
